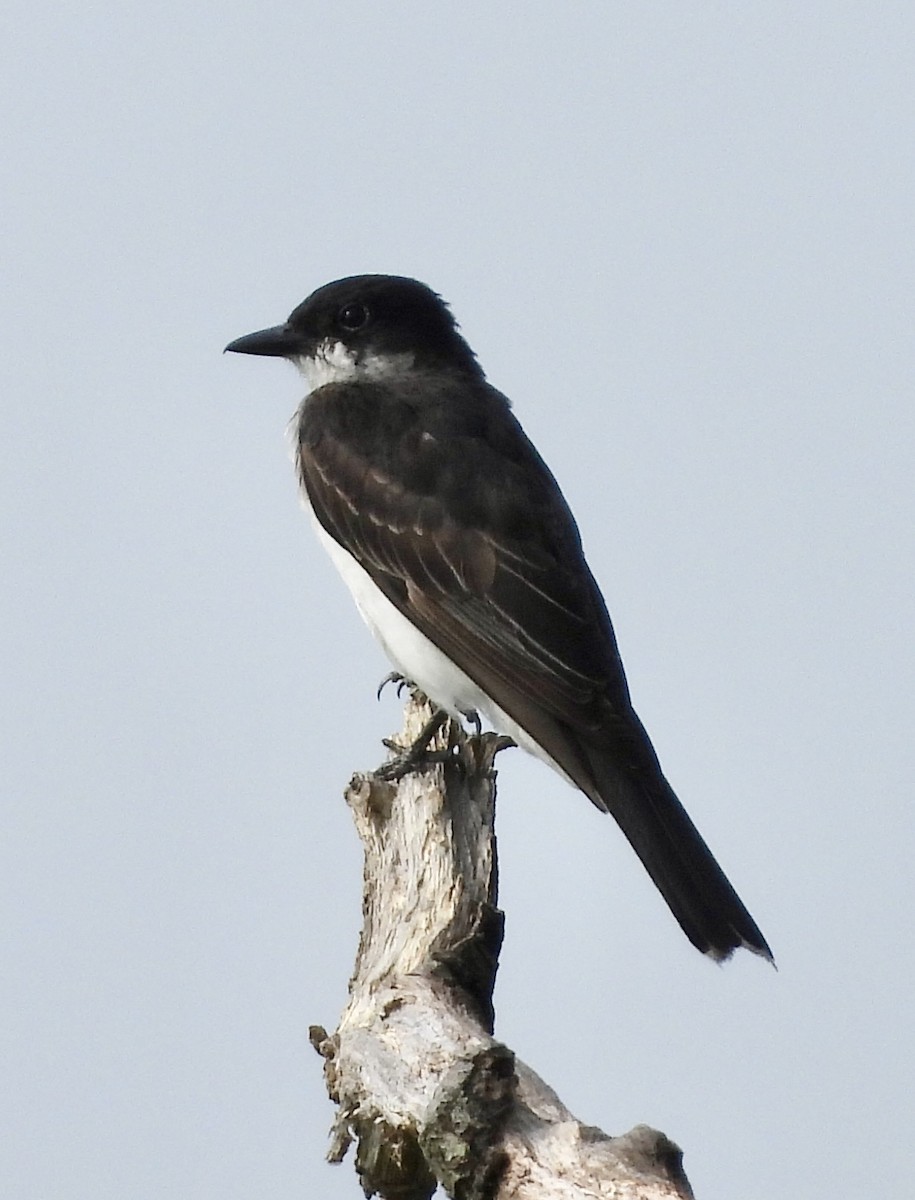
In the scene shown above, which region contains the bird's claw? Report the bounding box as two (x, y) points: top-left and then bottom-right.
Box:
(376, 671), (411, 701)
(377, 709), (452, 781)
(462, 708), (482, 737)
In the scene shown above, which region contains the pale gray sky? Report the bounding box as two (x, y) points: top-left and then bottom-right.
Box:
(3, 5), (913, 1198)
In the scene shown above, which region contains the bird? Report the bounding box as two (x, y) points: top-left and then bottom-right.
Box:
(226, 274), (772, 963)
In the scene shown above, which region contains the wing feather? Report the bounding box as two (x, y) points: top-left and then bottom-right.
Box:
(295, 379), (629, 733)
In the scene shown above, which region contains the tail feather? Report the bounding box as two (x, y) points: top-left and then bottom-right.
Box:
(583, 744), (772, 962)
(461, 669), (772, 961)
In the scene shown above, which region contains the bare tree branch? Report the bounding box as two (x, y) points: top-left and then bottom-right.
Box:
(311, 696), (694, 1200)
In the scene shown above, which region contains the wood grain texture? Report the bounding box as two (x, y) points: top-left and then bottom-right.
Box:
(310, 696), (694, 1200)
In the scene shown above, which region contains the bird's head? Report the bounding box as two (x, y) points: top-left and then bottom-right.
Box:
(225, 274), (482, 390)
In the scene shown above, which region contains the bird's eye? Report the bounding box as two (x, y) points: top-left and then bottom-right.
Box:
(337, 302), (370, 331)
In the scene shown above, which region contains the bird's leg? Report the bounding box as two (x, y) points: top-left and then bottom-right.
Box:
(377, 708), (452, 781)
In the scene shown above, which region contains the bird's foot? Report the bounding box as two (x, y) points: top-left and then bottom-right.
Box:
(376, 671), (432, 709)
(376, 671), (410, 701)
(459, 732), (516, 777)
(376, 709), (452, 781)
(461, 708), (482, 737)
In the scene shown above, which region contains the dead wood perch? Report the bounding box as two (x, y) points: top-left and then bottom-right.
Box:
(309, 695), (694, 1200)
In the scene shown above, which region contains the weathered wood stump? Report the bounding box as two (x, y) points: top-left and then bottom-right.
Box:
(310, 696), (694, 1200)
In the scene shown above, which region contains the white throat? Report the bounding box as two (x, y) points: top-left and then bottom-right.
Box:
(294, 339), (414, 393)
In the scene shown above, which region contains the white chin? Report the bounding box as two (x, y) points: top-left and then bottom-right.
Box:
(294, 341), (414, 392)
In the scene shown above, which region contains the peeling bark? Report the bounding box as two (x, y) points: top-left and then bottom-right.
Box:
(311, 696), (694, 1200)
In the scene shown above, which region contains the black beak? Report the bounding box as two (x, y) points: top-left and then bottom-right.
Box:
(224, 323), (302, 357)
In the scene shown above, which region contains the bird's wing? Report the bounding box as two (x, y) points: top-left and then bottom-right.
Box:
(296, 381), (644, 788)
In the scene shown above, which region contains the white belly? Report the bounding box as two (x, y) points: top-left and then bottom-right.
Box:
(308, 511), (570, 780)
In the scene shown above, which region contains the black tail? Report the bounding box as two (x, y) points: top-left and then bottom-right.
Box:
(580, 740), (772, 963)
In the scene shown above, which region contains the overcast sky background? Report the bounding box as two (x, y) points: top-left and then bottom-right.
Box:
(3, 5), (913, 1198)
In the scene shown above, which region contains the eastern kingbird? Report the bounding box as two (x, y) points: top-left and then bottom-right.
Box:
(227, 275), (771, 963)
